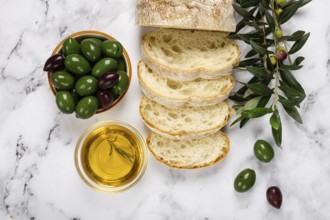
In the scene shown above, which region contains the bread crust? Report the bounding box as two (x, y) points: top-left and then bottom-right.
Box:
(136, 0), (236, 32)
(141, 29), (241, 82)
(139, 96), (232, 140)
(146, 131), (230, 169)
(138, 61), (235, 108)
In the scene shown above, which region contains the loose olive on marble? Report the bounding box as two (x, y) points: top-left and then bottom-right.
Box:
(75, 75), (98, 96)
(56, 91), (75, 114)
(81, 39), (101, 63)
(51, 71), (75, 90)
(75, 96), (99, 119)
(117, 56), (127, 71)
(267, 186), (282, 209)
(112, 71), (129, 95)
(91, 58), (118, 78)
(101, 40), (123, 58)
(64, 54), (91, 75)
(81, 38), (103, 47)
(254, 140), (274, 163)
(234, 168), (256, 193)
(98, 72), (119, 89)
(43, 54), (65, 72)
(97, 89), (115, 108)
(62, 38), (80, 56)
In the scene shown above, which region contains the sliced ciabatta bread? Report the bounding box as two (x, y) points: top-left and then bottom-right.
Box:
(141, 29), (240, 81)
(147, 131), (230, 169)
(136, 0), (236, 32)
(138, 61), (235, 108)
(139, 96), (232, 139)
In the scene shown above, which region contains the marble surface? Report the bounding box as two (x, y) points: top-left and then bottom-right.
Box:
(0, 0), (329, 219)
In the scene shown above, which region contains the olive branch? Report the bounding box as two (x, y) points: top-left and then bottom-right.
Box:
(229, 0), (311, 146)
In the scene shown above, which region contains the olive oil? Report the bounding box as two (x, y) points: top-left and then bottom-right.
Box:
(80, 124), (143, 188)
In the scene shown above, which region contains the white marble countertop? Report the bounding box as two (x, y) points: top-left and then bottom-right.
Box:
(0, 0), (330, 219)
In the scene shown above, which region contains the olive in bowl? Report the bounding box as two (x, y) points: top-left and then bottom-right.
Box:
(44, 30), (132, 119)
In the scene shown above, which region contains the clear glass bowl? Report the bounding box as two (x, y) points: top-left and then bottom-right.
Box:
(47, 30), (132, 114)
(74, 120), (148, 193)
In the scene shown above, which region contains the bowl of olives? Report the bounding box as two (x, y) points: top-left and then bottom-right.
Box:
(44, 30), (132, 119)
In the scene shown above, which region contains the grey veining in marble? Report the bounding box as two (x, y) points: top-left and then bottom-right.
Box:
(0, 0), (330, 219)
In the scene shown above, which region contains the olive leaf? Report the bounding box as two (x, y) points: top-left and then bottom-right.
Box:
(279, 95), (302, 107)
(247, 82), (273, 95)
(257, 95), (271, 107)
(233, 4), (253, 18)
(231, 116), (245, 126)
(240, 0), (262, 8)
(242, 107), (270, 118)
(250, 40), (270, 55)
(240, 118), (250, 128)
(259, 3), (265, 16)
(272, 125), (282, 147)
(294, 56), (305, 65)
(242, 96), (262, 111)
(289, 33), (310, 54)
(243, 88), (254, 98)
(282, 105), (303, 124)
(246, 66), (272, 79)
(279, 64), (303, 71)
(261, 0), (271, 8)
(301, 0), (312, 7)
(279, 0), (303, 24)
(245, 20), (262, 31)
(238, 58), (261, 67)
(270, 109), (281, 130)
(280, 70), (305, 93)
(279, 80), (305, 104)
(235, 19), (247, 33)
(245, 49), (258, 58)
(265, 9), (275, 30)
(286, 30), (305, 41)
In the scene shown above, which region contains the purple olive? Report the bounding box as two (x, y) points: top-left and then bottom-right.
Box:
(277, 51), (287, 61)
(267, 186), (282, 209)
(98, 72), (119, 89)
(97, 89), (114, 109)
(43, 54), (65, 72)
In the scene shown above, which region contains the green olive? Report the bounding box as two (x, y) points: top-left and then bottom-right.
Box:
(254, 140), (274, 163)
(56, 91), (75, 114)
(51, 71), (75, 90)
(81, 40), (101, 63)
(64, 54), (91, 75)
(62, 38), (80, 56)
(81, 38), (103, 47)
(75, 96), (99, 119)
(234, 168), (256, 193)
(91, 58), (118, 78)
(112, 71), (129, 95)
(117, 56), (127, 71)
(101, 40), (123, 58)
(75, 75), (98, 96)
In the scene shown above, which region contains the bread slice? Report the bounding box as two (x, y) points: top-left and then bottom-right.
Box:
(136, 0), (236, 32)
(138, 61), (235, 108)
(147, 131), (230, 169)
(141, 29), (240, 81)
(139, 96), (232, 139)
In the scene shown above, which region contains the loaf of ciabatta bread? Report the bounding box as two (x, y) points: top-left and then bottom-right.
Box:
(136, 0), (236, 32)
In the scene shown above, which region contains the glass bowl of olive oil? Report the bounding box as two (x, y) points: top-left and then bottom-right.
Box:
(74, 120), (148, 193)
